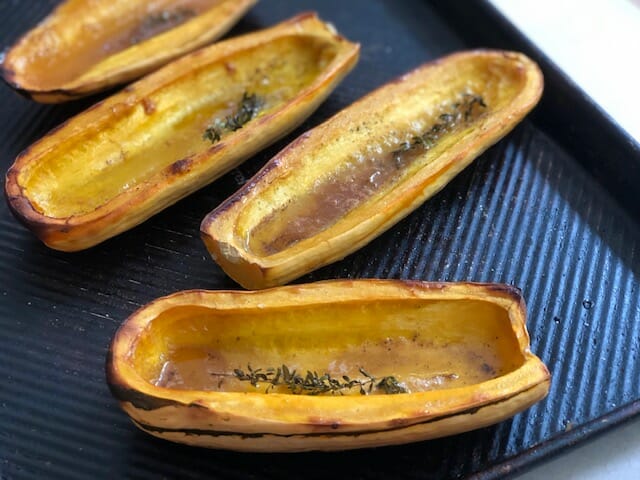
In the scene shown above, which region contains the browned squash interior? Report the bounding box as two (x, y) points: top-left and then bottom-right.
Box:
(131, 299), (525, 395)
(18, 35), (339, 218)
(236, 55), (527, 256)
(12, 0), (223, 88)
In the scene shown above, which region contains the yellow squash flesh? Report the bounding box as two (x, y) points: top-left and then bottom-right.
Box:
(4, 14), (359, 251)
(201, 50), (543, 289)
(106, 279), (550, 452)
(1, 0), (258, 102)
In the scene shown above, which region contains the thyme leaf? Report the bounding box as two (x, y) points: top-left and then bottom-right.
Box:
(232, 364), (408, 396)
(392, 92), (487, 162)
(203, 92), (264, 144)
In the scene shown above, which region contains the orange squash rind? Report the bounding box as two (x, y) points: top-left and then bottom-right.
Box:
(106, 279), (550, 452)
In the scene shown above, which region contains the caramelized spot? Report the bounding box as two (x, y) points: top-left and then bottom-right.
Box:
(389, 418), (411, 427)
(142, 97), (157, 115)
(169, 158), (193, 175)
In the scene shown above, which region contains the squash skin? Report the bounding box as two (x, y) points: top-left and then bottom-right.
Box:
(0, 0), (258, 103)
(106, 279), (550, 452)
(201, 50), (544, 289)
(4, 13), (359, 251)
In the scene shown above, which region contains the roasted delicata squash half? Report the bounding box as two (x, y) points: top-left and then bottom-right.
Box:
(5, 14), (359, 251)
(0, 0), (258, 102)
(106, 279), (550, 452)
(201, 50), (543, 289)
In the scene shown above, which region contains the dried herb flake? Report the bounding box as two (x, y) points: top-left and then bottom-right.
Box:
(232, 364), (407, 396)
(203, 92), (264, 144)
(392, 92), (487, 162)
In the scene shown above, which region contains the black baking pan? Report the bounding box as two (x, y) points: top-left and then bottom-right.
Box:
(1, 1), (639, 479)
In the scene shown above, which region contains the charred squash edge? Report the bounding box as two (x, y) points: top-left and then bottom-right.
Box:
(0, 0), (258, 103)
(4, 13), (360, 251)
(106, 279), (550, 452)
(200, 50), (543, 290)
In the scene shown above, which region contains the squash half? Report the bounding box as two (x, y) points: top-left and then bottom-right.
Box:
(201, 50), (543, 289)
(0, 0), (258, 102)
(4, 13), (359, 251)
(106, 279), (550, 452)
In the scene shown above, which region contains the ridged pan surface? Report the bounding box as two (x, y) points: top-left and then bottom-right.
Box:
(1, 0), (639, 479)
